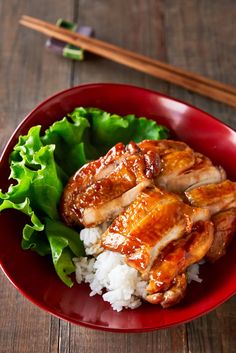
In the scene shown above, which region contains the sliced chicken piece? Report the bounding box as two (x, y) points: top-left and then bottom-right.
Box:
(138, 140), (226, 193)
(145, 273), (187, 308)
(139, 140), (195, 190)
(172, 153), (226, 192)
(82, 180), (151, 226)
(185, 180), (236, 216)
(60, 142), (160, 227)
(206, 208), (236, 262)
(102, 187), (210, 278)
(146, 220), (214, 295)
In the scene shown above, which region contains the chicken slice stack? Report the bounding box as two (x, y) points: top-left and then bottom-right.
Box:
(102, 187), (210, 278)
(60, 139), (236, 308)
(102, 187), (213, 307)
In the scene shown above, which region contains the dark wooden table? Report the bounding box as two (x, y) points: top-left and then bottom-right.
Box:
(1, 1), (236, 352)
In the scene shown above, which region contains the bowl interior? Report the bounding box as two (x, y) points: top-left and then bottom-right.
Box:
(0, 83), (236, 332)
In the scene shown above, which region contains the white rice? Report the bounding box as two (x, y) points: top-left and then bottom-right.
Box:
(187, 260), (204, 283)
(79, 223), (105, 255)
(74, 224), (203, 312)
(74, 224), (147, 311)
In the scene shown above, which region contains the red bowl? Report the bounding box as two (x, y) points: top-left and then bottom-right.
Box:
(0, 83), (235, 332)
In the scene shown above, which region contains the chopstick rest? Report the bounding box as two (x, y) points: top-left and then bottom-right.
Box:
(45, 18), (94, 60)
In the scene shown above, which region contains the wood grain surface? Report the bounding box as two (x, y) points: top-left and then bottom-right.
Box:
(0, 1), (235, 352)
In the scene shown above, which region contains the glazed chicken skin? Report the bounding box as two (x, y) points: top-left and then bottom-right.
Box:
(185, 181), (236, 262)
(102, 187), (210, 279)
(102, 186), (213, 307)
(61, 141), (160, 227)
(185, 180), (236, 216)
(146, 220), (214, 305)
(206, 208), (236, 263)
(147, 273), (188, 308)
(138, 140), (226, 193)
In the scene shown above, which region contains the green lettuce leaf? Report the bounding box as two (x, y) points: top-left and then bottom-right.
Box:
(0, 197), (49, 255)
(0, 107), (169, 287)
(42, 116), (89, 176)
(45, 218), (85, 287)
(69, 107), (169, 154)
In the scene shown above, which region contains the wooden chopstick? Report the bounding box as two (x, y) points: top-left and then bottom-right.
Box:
(19, 15), (236, 108)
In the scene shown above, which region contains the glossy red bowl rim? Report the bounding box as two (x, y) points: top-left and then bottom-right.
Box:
(0, 83), (236, 332)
